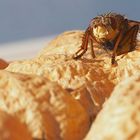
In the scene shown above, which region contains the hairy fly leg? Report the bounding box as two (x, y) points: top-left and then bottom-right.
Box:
(117, 25), (139, 55)
(73, 27), (91, 59)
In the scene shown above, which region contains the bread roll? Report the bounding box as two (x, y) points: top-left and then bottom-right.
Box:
(85, 74), (140, 140)
(5, 30), (140, 139)
(0, 70), (90, 140)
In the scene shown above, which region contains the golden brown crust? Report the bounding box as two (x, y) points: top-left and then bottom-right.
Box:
(106, 50), (140, 84)
(0, 110), (32, 140)
(6, 54), (114, 121)
(85, 74), (140, 140)
(37, 30), (84, 57)
(71, 80), (113, 121)
(0, 70), (90, 140)
(0, 59), (9, 69)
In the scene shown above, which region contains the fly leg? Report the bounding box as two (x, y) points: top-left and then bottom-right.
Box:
(111, 19), (129, 65)
(89, 35), (96, 58)
(73, 27), (91, 59)
(111, 31), (123, 65)
(118, 24), (139, 55)
(129, 25), (139, 51)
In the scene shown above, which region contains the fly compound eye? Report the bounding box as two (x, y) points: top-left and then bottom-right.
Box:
(98, 26), (107, 34)
(93, 26), (108, 39)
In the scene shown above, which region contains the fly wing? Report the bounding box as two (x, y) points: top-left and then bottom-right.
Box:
(128, 20), (140, 27)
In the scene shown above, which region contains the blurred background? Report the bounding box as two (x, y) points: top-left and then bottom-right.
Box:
(0, 0), (139, 60)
